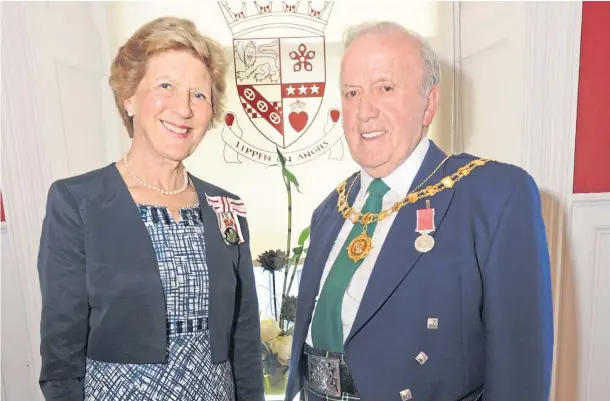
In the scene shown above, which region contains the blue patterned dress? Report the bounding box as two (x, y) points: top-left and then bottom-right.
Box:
(84, 204), (235, 401)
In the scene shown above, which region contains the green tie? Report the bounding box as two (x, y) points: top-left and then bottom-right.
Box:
(311, 178), (390, 352)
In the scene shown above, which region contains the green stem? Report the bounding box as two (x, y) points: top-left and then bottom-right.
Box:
(285, 252), (300, 298)
(280, 178), (292, 330)
(272, 271), (278, 321)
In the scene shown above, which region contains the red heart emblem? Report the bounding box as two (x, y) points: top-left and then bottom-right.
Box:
(225, 112), (235, 127)
(289, 111), (308, 132)
(330, 109), (340, 123)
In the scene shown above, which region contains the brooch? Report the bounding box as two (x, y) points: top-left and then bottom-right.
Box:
(205, 194), (247, 245)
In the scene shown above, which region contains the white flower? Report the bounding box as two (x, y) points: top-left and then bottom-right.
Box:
(260, 317), (281, 343)
(270, 335), (293, 365)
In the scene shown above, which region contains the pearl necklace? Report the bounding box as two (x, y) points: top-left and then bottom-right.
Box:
(122, 153), (189, 195)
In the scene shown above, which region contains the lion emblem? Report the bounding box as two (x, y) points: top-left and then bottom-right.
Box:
(234, 39), (281, 83)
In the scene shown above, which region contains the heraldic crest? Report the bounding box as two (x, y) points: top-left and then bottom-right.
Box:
(219, 1), (344, 166)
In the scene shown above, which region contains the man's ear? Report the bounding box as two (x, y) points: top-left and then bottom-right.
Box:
(422, 85), (439, 127)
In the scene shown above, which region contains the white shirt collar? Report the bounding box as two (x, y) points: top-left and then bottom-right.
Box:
(360, 136), (430, 197)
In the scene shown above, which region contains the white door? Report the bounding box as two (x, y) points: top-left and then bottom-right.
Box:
(1, 2), (113, 399)
(457, 1), (529, 166)
(566, 194), (610, 401)
(456, 2), (583, 401)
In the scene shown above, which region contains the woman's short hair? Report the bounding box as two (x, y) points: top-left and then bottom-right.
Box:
(109, 16), (227, 138)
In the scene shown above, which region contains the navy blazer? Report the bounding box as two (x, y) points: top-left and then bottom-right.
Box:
(37, 164), (264, 401)
(286, 141), (554, 401)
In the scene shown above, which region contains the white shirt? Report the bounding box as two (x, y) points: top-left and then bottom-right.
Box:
(306, 137), (430, 346)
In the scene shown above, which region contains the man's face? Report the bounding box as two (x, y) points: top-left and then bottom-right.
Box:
(340, 30), (439, 178)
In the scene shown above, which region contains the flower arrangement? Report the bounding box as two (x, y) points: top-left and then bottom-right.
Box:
(256, 149), (310, 395)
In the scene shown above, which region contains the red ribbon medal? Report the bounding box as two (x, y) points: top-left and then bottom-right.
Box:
(415, 200), (436, 253)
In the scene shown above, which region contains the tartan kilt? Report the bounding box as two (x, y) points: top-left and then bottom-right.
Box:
(302, 383), (485, 401)
(303, 382), (361, 401)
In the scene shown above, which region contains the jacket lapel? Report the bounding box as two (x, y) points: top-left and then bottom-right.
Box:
(105, 164), (159, 263)
(346, 142), (455, 344)
(190, 176), (236, 285)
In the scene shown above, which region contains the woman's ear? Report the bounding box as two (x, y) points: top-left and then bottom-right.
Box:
(123, 96), (135, 117)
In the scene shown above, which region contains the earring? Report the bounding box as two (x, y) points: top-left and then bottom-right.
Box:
(127, 110), (134, 117)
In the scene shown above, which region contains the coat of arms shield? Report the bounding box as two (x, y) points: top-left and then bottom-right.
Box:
(223, 2), (332, 149)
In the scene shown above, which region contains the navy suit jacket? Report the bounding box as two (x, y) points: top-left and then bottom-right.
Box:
(285, 141), (554, 401)
(37, 164), (264, 401)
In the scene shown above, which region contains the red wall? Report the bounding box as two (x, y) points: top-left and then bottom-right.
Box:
(573, 2), (610, 194)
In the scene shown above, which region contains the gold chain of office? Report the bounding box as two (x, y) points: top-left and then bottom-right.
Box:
(336, 157), (492, 226)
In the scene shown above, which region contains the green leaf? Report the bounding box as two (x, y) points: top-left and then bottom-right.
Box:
(288, 247), (302, 264)
(292, 246), (303, 258)
(276, 147), (301, 192)
(276, 147), (286, 168)
(298, 226), (311, 246)
(282, 167), (300, 192)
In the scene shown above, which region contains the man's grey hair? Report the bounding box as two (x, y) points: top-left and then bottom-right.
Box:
(343, 21), (440, 95)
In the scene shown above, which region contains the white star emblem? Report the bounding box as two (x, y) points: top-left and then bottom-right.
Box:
(286, 85), (296, 95)
(310, 84), (320, 94)
(298, 85), (308, 94)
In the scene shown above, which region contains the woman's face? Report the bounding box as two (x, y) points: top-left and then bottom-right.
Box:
(124, 50), (214, 162)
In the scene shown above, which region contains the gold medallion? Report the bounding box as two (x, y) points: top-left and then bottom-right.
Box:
(347, 231), (373, 262)
(414, 232), (435, 253)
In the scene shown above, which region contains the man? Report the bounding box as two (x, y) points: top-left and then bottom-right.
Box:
(285, 21), (553, 401)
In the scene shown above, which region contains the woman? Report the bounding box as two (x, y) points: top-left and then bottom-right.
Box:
(37, 16), (264, 401)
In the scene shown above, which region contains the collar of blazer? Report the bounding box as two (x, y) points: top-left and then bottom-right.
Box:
(345, 142), (455, 344)
(105, 164), (241, 272)
(294, 141), (456, 346)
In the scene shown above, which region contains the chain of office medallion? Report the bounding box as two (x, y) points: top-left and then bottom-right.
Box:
(344, 155), (451, 203)
(337, 157), (492, 226)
